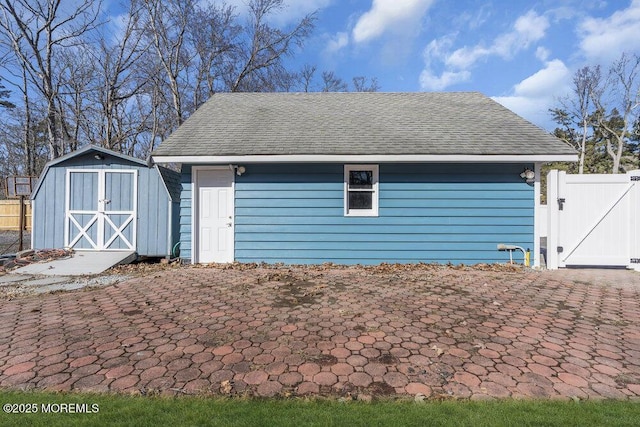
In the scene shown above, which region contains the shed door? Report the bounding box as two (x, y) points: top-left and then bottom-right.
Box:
(66, 169), (137, 251)
(196, 169), (234, 263)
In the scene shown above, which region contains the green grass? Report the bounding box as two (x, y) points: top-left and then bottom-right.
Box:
(0, 391), (639, 427)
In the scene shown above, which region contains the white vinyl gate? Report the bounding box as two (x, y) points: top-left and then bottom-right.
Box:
(546, 169), (640, 270)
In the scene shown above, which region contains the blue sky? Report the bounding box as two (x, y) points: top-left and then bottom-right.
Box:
(218, 0), (640, 131)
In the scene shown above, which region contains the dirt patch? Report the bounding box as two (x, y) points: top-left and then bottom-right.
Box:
(273, 281), (322, 307)
(367, 381), (397, 395)
(307, 354), (338, 366)
(615, 374), (640, 386)
(375, 353), (398, 364)
(197, 332), (238, 348)
(265, 272), (326, 307)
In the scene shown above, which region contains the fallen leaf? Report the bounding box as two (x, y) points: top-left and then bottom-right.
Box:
(220, 380), (232, 394)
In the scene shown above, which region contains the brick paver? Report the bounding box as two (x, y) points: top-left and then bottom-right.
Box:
(1, 265), (640, 400)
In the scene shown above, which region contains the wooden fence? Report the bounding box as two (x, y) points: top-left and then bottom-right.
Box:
(0, 199), (32, 231)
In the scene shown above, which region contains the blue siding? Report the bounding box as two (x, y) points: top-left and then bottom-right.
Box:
(33, 167), (71, 249)
(230, 163), (534, 265)
(136, 167), (173, 256)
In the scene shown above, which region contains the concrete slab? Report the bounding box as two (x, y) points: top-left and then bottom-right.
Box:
(13, 251), (136, 276)
(38, 282), (87, 293)
(21, 276), (72, 286)
(0, 274), (33, 286)
(0, 272), (132, 296)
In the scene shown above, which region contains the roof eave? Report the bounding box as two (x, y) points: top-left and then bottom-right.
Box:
(151, 154), (579, 164)
(31, 145), (149, 199)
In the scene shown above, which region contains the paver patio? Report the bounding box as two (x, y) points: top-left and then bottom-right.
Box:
(1, 265), (639, 400)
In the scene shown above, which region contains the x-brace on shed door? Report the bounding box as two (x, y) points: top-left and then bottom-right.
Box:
(65, 169), (137, 251)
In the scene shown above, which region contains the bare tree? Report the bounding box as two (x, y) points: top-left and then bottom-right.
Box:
(592, 53), (640, 173)
(321, 71), (347, 92)
(0, 77), (14, 108)
(142, 0), (194, 126)
(189, 3), (238, 108)
(296, 68), (380, 93)
(56, 46), (94, 152)
(0, 0), (320, 165)
(551, 66), (602, 173)
(352, 76), (380, 92)
(0, 0), (101, 159)
(94, 2), (149, 151)
(298, 64), (316, 92)
(1, 53), (43, 175)
(228, 0), (315, 92)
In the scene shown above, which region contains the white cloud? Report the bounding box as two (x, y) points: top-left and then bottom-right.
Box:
(512, 59), (570, 97)
(454, 6), (491, 30)
(536, 46), (550, 62)
(492, 95), (552, 128)
(513, 9), (549, 44)
(419, 69), (471, 91)
(215, 0), (331, 26)
(419, 35), (473, 90)
(420, 10), (550, 91)
(578, 0), (640, 63)
(448, 10), (549, 69)
(352, 0), (435, 44)
(444, 45), (488, 70)
(324, 32), (349, 55)
(422, 34), (456, 66)
(269, 0), (333, 27)
(492, 59), (571, 130)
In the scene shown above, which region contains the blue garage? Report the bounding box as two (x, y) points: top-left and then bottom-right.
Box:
(151, 92), (577, 267)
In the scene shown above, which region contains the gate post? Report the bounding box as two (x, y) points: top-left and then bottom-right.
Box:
(546, 170), (559, 269)
(630, 170), (640, 271)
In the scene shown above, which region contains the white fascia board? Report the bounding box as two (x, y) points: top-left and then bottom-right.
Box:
(152, 154), (578, 164)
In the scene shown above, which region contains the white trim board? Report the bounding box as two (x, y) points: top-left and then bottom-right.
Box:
(191, 166), (236, 264)
(64, 169), (137, 251)
(153, 154), (578, 164)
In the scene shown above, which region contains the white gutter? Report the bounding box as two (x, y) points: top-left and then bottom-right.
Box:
(152, 154), (578, 164)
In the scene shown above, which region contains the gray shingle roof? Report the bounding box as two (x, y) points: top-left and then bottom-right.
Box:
(152, 92), (576, 157)
(157, 165), (181, 202)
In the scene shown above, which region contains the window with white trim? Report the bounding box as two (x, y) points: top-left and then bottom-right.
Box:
(344, 165), (379, 217)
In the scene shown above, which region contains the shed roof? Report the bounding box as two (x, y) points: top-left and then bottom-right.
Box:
(151, 92), (576, 161)
(31, 145), (177, 201)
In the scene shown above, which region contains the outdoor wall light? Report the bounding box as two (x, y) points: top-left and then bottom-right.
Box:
(94, 153), (104, 160)
(236, 166), (246, 176)
(520, 168), (535, 183)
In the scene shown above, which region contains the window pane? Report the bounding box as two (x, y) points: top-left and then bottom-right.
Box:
(349, 170), (373, 189)
(349, 191), (372, 209)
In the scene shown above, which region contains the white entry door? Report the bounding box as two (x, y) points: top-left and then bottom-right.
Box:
(65, 169), (137, 251)
(196, 168), (234, 263)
